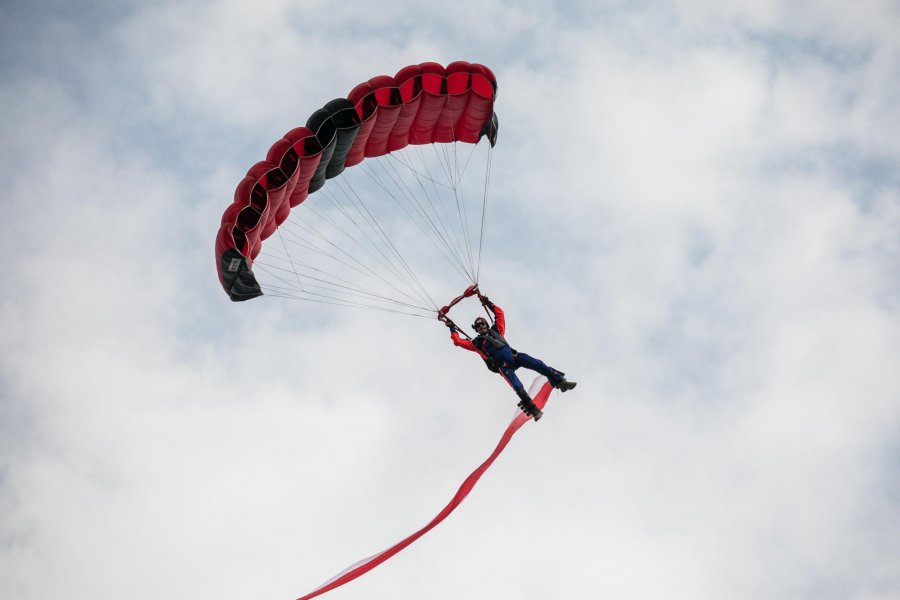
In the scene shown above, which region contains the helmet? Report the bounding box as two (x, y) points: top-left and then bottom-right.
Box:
(472, 316), (489, 331)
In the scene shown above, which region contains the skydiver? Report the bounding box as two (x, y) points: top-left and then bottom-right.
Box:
(445, 294), (576, 421)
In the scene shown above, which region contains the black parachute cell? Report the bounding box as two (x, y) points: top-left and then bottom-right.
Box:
(481, 112), (499, 147)
(220, 248), (263, 301)
(306, 98), (361, 192)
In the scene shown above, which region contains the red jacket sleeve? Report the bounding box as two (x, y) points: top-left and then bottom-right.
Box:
(490, 304), (506, 335)
(450, 330), (479, 353)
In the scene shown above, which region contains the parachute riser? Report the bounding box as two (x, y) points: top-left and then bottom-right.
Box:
(481, 302), (495, 326)
(437, 313), (472, 341)
(438, 284), (479, 318)
(436, 284), (495, 339)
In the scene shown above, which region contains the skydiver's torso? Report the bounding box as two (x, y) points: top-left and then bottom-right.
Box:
(473, 328), (515, 365)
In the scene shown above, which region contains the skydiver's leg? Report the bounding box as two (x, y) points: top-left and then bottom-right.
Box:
(498, 366), (542, 421)
(515, 387), (542, 421)
(513, 352), (566, 388)
(498, 365), (525, 393)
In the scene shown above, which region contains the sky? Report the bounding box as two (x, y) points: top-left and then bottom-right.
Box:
(1, 0), (899, 599)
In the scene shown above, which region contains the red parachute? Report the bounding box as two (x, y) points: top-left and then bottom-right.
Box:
(215, 61), (498, 303)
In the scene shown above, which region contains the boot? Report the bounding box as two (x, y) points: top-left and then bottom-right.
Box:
(518, 399), (542, 421)
(516, 389), (543, 421)
(558, 380), (577, 392)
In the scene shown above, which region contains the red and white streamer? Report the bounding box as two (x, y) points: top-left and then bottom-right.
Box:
(296, 376), (554, 600)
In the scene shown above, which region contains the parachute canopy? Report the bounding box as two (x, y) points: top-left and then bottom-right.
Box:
(216, 61), (498, 302)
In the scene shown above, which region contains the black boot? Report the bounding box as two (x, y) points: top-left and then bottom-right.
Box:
(558, 380), (577, 392)
(516, 388), (543, 421)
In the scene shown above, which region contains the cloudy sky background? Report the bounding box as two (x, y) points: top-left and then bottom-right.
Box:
(2, 1), (899, 599)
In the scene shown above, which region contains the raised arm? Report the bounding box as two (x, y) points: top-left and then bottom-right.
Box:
(487, 302), (505, 335)
(450, 328), (479, 353)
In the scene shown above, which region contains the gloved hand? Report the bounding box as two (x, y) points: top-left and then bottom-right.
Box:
(444, 320), (457, 332)
(480, 295), (493, 308)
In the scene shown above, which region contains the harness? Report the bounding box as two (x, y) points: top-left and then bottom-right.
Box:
(474, 328), (508, 352)
(473, 329), (517, 373)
